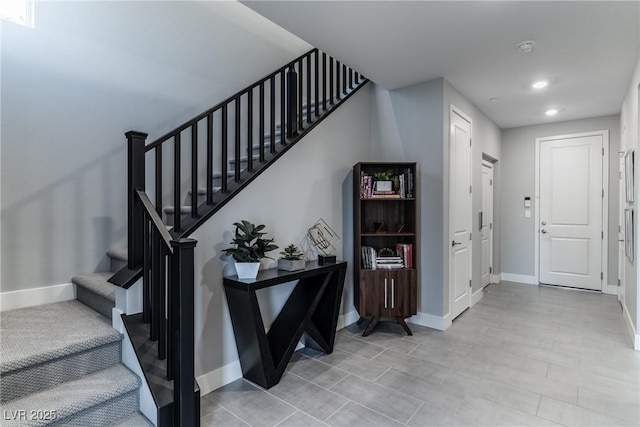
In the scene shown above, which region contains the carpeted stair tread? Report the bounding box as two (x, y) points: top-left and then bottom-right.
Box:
(163, 205), (192, 214)
(0, 300), (120, 375)
(107, 411), (154, 427)
(107, 248), (128, 262)
(72, 272), (117, 302)
(1, 365), (140, 426)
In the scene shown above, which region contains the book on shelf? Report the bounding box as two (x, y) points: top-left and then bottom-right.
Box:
(396, 243), (413, 269)
(361, 246), (377, 269)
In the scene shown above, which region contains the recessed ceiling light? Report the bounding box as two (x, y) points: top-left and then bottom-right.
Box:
(516, 40), (536, 54)
(532, 80), (548, 90)
(545, 109), (558, 116)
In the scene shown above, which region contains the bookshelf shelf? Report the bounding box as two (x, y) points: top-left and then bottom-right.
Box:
(353, 162), (418, 337)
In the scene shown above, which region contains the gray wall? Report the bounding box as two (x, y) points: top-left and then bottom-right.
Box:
(191, 86), (372, 377)
(1, 1), (310, 292)
(501, 115), (621, 287)
(620, 54), (640, 332)
(370, 78), (501, 319)
(371, 79), (445, 316)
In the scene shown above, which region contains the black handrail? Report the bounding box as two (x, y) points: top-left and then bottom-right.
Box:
(119, 47), (369, 427)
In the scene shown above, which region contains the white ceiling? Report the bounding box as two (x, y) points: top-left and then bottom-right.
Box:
(243, 1), (640, 129)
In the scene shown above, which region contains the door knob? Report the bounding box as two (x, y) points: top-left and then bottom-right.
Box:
(541, 221), (547, 226)
(452, 241), (462, 247)
(541, 229), (548, 234)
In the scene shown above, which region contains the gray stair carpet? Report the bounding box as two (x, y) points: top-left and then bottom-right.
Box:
(1, 299), (151, 426)
(72, 271), (118, 319)
(0, 300), (121, 402)
(1, 364), (140, 426)
(107, 411), (154, 426)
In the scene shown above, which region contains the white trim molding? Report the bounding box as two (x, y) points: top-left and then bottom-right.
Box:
(197, 361), (243, 396)
(409, 312), (451, 331)
(471, 288), (484, 306)
(491, 273), (502, 284)
(623, 303), (640, 351)
(501, 273), (538, 285)
(0, 283), (75, 312)
(337, 310), (359, 331)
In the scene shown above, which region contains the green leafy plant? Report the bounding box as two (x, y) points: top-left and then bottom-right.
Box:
(373, 170), (394, 181)
(223, 220), (278, 263)
(279, 244), (304, 260)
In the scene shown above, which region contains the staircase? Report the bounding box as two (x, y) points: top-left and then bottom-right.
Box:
(0, 248), (152, 426)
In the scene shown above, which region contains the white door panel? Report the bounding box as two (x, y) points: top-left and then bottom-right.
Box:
(450, 109), (472, 319)
(481, 161), (493, 288)
(539, 135), (603, 290)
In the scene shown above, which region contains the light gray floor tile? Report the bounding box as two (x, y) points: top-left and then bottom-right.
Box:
(276, 410), (327, 427)
(330, 374), (422, 424)
(537, 395), (634, 426)
(268, 373), (347, 421)
(334, 334), (385, 359)
(200, 401), (250, 427)
(208, 379), (296, 426)
(324, 401), (403, 427)
(577, 387), (640, 424)
(286, 352), (349, 389)
(376, 368), (463, 413)
(205, 282), (637, 426)
(372, 348), (451, 384)
(314, 349), (389, 381)
(457, 395), (561, 427)
(407, 401), (485, 426)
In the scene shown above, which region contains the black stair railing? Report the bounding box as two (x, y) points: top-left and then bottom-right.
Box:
(116, 48), (369, 427)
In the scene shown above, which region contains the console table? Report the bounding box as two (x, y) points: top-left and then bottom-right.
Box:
(223, 261), (346, 389)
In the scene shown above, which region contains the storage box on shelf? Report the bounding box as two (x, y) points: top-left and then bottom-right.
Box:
(353, 162), (418, 336)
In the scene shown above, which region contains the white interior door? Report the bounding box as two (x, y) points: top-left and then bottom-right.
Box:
(539, 134), (604, 290)
(618, 153), (625, 304)
(481, 161), (494, 288)
(450, 108), (472, 319)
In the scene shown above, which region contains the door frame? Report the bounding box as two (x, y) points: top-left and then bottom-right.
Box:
(534, 130), (611, 293)
(448, 104), (473, 318)
(481, 158), (495, 289)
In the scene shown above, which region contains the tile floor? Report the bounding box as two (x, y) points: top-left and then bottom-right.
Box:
(201, 282), (640, 426)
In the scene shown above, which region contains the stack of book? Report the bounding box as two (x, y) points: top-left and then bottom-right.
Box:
(396, 243), (413, 268)
(395, 169), (414, 198)
(376, 256), (404, 269)
(361, 246), (377, 269)
(360, 173), (374, 198)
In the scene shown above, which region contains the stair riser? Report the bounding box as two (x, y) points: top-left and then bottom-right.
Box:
(0, 342), (121, 403)
(110, 258), (127, 273)
(77, 287), (114, 320)
(48, 389), (138, 427)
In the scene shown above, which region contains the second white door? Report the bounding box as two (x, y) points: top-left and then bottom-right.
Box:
(481, 161), (494, 288)
(538, 133), (604, 290)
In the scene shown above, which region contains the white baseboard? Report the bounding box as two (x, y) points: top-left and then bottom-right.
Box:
(603, 283), (618, 296)
(501, 273), (538, 285)
(491, 273), (502, 283)
(197, 361), (243, 396)
(0, 283), (75, 312)
(409, 311), (450, 331)
(471, 288), (484, 306)
(623, 303), (640, 351)
(337, 310), (359, 330)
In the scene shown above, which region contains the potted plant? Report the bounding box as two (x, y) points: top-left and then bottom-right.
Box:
(223, 220), (278, 279)
(373, 170), (394, 192)
(278, 244), (305, 271)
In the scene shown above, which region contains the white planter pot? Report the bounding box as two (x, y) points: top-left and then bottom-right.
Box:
(374, 180), (393, 192)
(278, 259), (306, 272)
(234, 262), (260, 279)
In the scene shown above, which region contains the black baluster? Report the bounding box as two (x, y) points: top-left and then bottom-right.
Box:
(298, 59), (303, 130)
(280, 71), (285, 145)
(270, 76), (276, 153)
(191, 124), (197, 218)
(286, 66), (297, 139)
(329, 58), (334, 105)
(143, 214), (150, 324)
(336, 60), (341, 101)
(235, 97), (241, 181)
(126, 131), (147, 270)
(206, 113), (213, 204)
(155, 146), (162, 216)
(173, 133), (181, 231)
(343, 63), (347, 95)
(349, 68), (353, 90)
(315, 50), (319, 117)
(221, 105), (228, 193)
(322, 53), (327, 111)
(259, 83), (265, 162)
(306, 53), (311, 124)
(247, 90), (253, 171)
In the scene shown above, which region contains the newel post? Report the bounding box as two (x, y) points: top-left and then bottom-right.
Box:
(126, 131), (147, 270)
(286, 65), (298, 139)
(170, 238), (198, 427)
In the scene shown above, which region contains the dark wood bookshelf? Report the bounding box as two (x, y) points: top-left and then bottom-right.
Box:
(353, 162), (418, 336)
